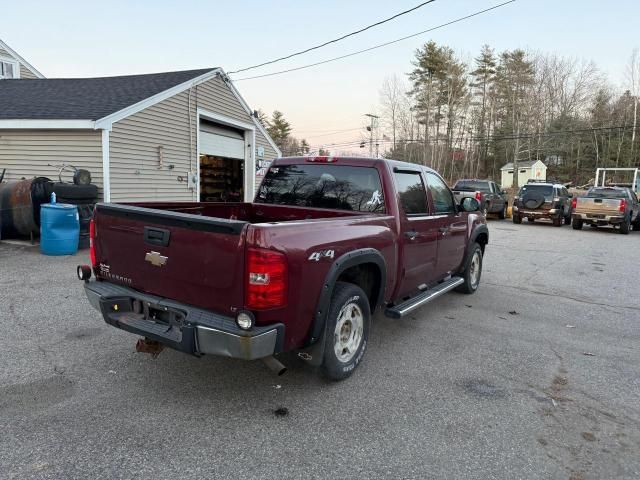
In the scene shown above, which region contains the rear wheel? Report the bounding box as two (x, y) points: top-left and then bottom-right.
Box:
(553, 216), (563, 227)
(572, 218), (583, 230)
(498, 203), (507, 219)
(564, 213), (572, 225)
(456, 243), (483, 294)
(321, 282), (370, 381)
(620, 216), (631, 235)
(512, 214), (522, 224)
(527, 217), (535, 222)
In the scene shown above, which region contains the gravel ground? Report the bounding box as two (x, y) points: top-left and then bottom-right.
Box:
(1, 219), (639, 480)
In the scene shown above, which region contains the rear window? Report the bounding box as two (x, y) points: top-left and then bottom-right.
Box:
(256, 164), (386, 213)
(453, 180), (491, 192)
(519, 184), (553, 196)
(586, 188), (628, 199)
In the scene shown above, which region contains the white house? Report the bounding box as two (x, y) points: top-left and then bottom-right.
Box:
(500, 160), (547, 188)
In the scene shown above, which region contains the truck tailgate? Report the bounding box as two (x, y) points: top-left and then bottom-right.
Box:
(575, 198), (622, 216)
(93, 204), (248, 314)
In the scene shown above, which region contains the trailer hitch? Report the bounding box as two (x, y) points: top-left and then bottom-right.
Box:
(135, 337), (165, 357)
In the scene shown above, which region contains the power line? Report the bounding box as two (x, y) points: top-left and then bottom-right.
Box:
(311, 125), (640, 150)
(228, 1), (436, 75)
(231, 1), (516, 82)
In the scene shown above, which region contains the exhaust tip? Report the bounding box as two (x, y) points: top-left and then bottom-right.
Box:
(261, 356), (287, 376)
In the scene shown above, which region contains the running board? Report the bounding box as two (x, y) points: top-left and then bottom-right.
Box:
(384, 277), (464, 319)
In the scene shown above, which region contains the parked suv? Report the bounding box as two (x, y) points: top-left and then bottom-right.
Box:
(512, 180), (573, 226)
(452, 179), (508, 218)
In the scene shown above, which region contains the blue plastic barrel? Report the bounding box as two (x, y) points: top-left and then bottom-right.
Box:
(40, 203), (79, 255)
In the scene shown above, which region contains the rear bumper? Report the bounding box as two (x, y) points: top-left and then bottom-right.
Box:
(84, 281), (284, 360)
(513, 206), (561, 218)
(572, 212), (625, 224)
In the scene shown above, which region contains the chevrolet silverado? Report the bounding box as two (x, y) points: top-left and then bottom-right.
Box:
(77, 157), (488, 380)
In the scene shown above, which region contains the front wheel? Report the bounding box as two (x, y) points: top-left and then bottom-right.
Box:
(456, 243), (483, 294)
(512, 214), (522, 224)
(572, 218), (583, 230)
(321, 282), (371, 381)
(553, 216), (563, 227)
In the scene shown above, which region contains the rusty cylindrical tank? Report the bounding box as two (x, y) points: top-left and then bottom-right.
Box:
(0, 178), (40, 238)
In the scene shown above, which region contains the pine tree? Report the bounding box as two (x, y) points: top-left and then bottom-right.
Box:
(266, 111), (292, 151)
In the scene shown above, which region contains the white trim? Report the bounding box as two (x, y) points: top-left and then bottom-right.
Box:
(94, 68), (223, 129)
(197, 108), (255, 131)
(0, 39), (45, 78)
(0, 119), (95, 129)
(224, 77), (282, 157)
(195, 121), (201, 201)
(249, 129), (257, 200)
(101, 129), (111, 202)
(0, 56), (20, 79)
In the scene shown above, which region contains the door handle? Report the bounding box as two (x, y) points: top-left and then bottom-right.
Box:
(405, 230), (418, 240)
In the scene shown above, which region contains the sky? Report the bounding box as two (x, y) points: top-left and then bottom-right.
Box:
(3, 0), (639, 152)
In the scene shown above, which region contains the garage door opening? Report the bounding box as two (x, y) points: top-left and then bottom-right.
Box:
(199, 120), (246, 202)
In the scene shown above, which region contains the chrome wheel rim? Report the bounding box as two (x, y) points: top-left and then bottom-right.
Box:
(469, 251), (481, 288)
(333, 302), (364, 363)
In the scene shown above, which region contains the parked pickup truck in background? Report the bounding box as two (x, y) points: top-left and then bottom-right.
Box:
(572, 187), (640, 234)
(77, 157), (488, 380)
(452, 179), (508, 218)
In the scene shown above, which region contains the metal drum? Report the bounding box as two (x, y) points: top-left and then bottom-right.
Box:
(0, 179), (39, 238)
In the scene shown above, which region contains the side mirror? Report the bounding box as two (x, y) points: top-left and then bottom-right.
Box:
(461, 197), (480, 212)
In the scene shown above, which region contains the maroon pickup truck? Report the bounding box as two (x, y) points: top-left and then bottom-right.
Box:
(77, 156), (488, 380)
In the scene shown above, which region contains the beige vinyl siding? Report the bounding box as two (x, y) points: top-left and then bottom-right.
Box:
(0, 46), (38, 79)
(109, 90), (194, 202)
(19, 65), (38, 79)
(0, 129), (103, 196)
(109, 75), (279, 202)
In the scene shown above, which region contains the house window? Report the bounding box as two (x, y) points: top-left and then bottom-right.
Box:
(0, 59), (19, 79)
(508, 170), (514, 174)
(520, 169), (526, 173)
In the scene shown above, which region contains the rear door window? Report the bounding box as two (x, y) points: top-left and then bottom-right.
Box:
(453, 180), (491, 192)
(257, 164), (385, 213)
(394, 171), (428, 215)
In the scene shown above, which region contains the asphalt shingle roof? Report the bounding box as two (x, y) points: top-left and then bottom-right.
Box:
(500, 160), (541, 170)
(0, 68), (216, 120)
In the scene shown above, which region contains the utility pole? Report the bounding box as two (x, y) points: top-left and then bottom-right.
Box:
(365, 114), (379, 158)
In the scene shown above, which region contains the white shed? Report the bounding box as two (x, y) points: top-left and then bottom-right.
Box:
(500, 160), (547, 188)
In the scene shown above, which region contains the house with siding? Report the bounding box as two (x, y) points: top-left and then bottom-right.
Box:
(0, 65), (280, 202)
(0, 39), (44, 80)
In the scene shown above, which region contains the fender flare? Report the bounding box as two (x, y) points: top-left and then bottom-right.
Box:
(301, 248), (386, 364)
(469, 223), (489, 249)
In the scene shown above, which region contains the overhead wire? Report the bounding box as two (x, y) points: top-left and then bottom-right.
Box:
(231, 1), (516, 82)
(228, 1), (437, 74)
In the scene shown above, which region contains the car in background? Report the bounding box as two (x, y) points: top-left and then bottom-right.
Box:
(572, 186), (640, 234)
(452, 179), (508, 218)
(512, 180), (573, 227)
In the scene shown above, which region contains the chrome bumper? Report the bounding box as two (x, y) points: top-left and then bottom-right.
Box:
(572, 213), (624, 224)
(83, 281), (283, 360)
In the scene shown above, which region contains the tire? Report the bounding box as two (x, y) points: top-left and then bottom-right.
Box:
(564, 213), (571, 225)
(51, 183), (99, 201)
(572, 218), (583, 230)
(552, 216), (563, 227)
(620, 216), (631, 235)
(527, 217), (535, 222)
(455, 243), (483, 294)
(321, 282), (371, 381)
(512, 214), (522, 224)
(498, 203), (507, 219)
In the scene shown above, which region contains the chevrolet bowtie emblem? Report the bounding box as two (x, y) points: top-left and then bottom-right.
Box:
(145, 251), (168, 267)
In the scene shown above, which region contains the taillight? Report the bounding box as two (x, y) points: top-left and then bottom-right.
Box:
(619, 199), (626, 212)
(246, 248), (288, 309)
(571, 197), (577, 209)
(475, 191), (482, 201)
(89, 218), (97, 267)
(306, 156), (337, 163)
